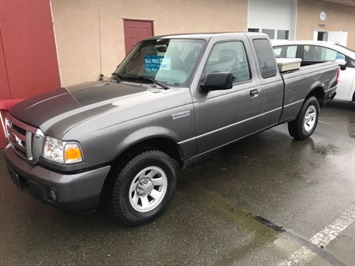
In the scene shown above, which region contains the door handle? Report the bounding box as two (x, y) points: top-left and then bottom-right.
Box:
(250, 89), (259, 98)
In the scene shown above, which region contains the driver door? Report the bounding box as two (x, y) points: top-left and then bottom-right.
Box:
(192, 39), (264, 154)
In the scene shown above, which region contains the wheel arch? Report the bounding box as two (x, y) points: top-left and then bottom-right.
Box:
(306, 86), (325, 107)
(109, 125), (186, 168)
(112, 137), (184, 169)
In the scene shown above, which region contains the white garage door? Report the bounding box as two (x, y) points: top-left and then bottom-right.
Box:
(248, 0), (297, 40)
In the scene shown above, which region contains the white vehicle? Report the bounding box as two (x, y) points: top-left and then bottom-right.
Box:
(272, 40), (355, 102)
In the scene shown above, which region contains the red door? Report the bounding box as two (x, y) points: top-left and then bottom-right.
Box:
(0, 36), (11, 148)
(0, 1), (61, 148)
(123, 19), (154, 54)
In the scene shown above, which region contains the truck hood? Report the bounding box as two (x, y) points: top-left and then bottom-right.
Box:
(9, 81), (147, 135)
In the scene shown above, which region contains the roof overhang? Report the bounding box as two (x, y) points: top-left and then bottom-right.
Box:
(315, 0), (355, 8)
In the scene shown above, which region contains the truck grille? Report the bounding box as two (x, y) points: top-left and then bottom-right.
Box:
(5, 114), (44, 164)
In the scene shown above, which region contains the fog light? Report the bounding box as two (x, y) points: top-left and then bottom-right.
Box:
(50, 189), (57, 201)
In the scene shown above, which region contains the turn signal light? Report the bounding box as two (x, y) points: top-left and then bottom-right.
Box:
(64, 144), (83, 163)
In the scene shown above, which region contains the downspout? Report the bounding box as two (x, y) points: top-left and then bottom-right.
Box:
(291, 0), (298, 40)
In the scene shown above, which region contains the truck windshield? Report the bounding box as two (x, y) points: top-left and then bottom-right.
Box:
(115, 39), (205, 87)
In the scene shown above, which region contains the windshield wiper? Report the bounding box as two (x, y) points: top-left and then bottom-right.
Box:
(135, 76), (170, 90)
(111, 72), (122, 82)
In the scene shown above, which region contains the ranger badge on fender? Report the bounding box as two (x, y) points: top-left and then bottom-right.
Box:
(171, 110), (191, 120)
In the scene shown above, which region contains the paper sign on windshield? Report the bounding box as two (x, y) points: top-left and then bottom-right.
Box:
(144, 56), (171, 72)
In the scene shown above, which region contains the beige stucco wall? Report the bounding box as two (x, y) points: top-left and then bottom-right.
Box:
(296, 0), (355, 49)
(51, 0), (248, 87)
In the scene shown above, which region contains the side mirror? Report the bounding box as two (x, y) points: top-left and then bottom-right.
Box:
(200, 72), (233, 92)
(336, 59), (347, 71)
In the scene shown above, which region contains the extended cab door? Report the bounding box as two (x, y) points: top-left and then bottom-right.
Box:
(191, 36), (264, 154)
(251, 38), (284, 129)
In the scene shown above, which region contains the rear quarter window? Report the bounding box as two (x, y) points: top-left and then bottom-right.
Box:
(253, 39), (277, 79)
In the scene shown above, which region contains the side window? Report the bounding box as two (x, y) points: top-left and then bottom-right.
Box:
(304, 45), (317, 61)
(348, 57), (355, 68)
(253, 39), (277, 79)
(204, 41), (251, 82)
(273, 47), (282, 57)
(317, 47), (345, 61)
(304, 45), (345, 61)
(273, 45), (297, 58)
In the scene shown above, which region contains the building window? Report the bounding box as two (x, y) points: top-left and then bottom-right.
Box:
(248, 28), (260, 32)
(277, 30), (289, 40)
(262, 29), (275, 39)
(249, 28), (290, 40)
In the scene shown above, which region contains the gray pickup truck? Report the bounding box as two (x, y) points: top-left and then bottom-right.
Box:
(4, 33), (340, 226)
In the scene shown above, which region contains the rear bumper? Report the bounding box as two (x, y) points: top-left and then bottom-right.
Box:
(329, 91), (337, 100)
(327, 87), (337, 101)
(5, 145), (111, 212)
(323, 86), (337, 106)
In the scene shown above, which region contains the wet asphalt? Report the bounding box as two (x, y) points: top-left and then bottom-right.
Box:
(0, 100), (354, 266)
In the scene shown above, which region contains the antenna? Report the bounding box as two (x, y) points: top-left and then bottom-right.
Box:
(98, 9), (103, 80)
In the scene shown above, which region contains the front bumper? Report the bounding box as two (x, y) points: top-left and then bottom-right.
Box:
(5, 145), (111, 212)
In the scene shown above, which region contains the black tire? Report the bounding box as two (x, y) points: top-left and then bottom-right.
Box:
(110, 150), (177, 226)
(288, 96), (320, 140)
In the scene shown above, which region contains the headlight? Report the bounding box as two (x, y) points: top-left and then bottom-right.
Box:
(4, 117), (11, 138)
(42, 136), (83, 164)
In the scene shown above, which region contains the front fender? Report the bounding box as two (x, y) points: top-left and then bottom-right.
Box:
(112, 126), (181, 160)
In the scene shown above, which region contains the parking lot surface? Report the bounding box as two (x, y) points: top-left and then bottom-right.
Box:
(0, 100), (354, 266)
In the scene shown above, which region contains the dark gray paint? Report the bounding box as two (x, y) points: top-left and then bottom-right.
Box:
(5, 32), (340, 208)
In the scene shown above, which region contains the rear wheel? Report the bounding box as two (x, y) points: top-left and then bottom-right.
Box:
(110, 150), (177, 226)
(288, 96), (320, 140)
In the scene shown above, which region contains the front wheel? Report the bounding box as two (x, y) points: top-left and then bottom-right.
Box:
(110, 150), (177, 226)
(288, 96), (320, 140)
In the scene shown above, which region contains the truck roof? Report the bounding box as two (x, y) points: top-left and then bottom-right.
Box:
(144, 32), (268, 41)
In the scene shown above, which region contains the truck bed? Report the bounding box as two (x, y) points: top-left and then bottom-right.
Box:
(279, 61), (338, 122)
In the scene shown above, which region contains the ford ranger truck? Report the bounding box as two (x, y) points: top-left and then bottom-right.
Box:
(4, 33), (340, 226)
